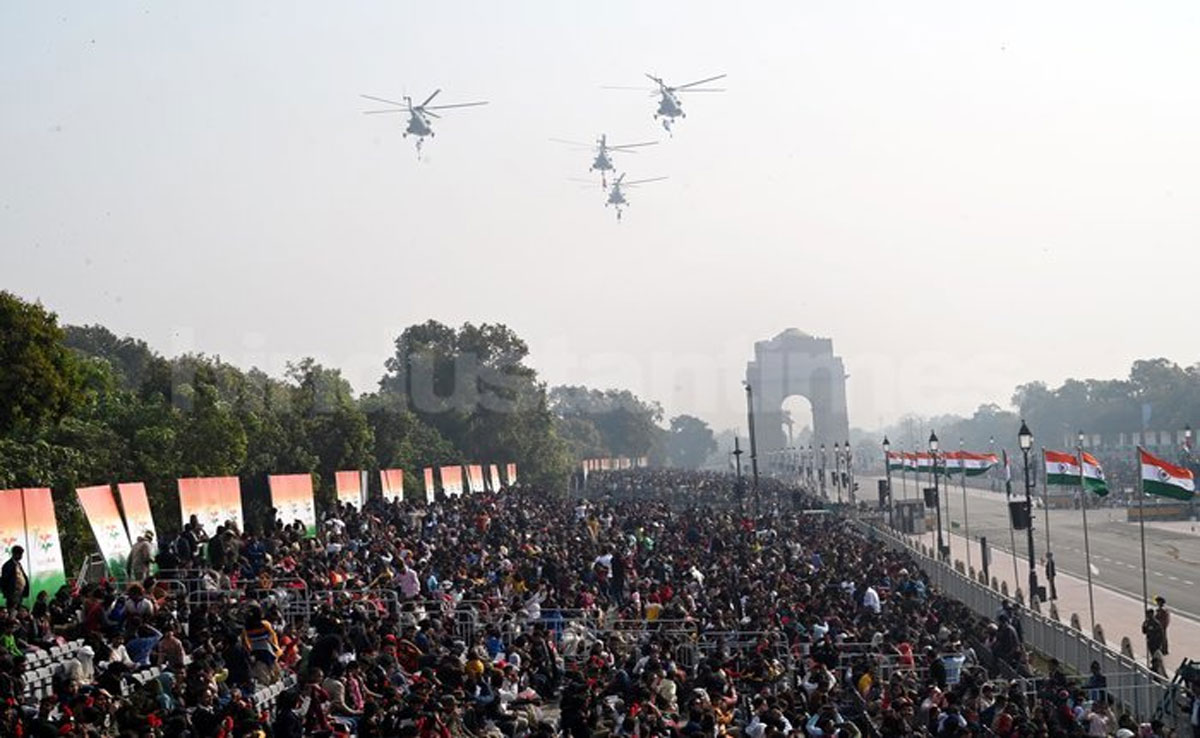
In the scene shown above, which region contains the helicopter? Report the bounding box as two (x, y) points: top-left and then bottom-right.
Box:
(606, 74), (726, 132)
(361, 90), (488, 158)
(603, 173), (667, 221)
(550, 134), (658, 187)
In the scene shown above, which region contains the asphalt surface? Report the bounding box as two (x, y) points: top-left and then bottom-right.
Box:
(872, 474), (1200, 622)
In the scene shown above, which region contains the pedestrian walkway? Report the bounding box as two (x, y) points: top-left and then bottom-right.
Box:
(907, 526), (1196, 666)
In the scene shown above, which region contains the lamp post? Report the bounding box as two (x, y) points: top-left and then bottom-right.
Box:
(846, 442), (854, 506)
(883, 436), (892, 512)
(820, 443), (827, 497)
(732, 436), (745, 512)
(833, 442), (842, 503)
(744, 382), (761, 516)
(930, 431), (945, 559)
(1019, 419), (1040, 606)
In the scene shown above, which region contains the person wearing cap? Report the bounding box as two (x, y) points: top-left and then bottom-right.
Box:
(1155, 596), (1171, 656)
(127, 532), (154, 583)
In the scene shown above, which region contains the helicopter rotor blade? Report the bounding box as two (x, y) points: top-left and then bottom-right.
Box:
(362, 109), (407, 115)
(420, 89), (442, 107)
(421, 109), (442, 119)
(360, 94), (408, 108)
(644, 73), (666, 86)
(676, 88), (725, 93)
(423, 101), (489, 111)
(624, 176), (668, 187)
(609, 142), (658, 151)
(676, 74), (727, 90)
(550, 138), (595, 149)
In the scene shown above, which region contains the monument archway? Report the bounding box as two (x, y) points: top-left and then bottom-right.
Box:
(745, 329), (849, 453)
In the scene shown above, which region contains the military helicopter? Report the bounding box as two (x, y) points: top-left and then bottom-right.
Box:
(603, 173), (667, 221)
(550, 134), (658, 187)
(361, 90), (488, 158)
(606, 74), (726, 132)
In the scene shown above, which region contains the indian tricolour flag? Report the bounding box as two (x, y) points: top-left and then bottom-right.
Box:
(886, 451), (905, 471)
(1044, 450), (1081, 486)
(1080, 451), (1108, 496)
(943, 451), (964, 475)
(1140, 447), (1195, 500)
(915, 452), (934, 473)
(962, 452), (998, 477)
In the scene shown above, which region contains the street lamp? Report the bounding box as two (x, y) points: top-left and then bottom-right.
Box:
(834, 442), (843, 503)
(743, 382), (761, 515)
(930, 431), (945, 559)
(820, 443), (827, 497)
(883, 436), (892, 508)
(1019, 419), (1040, 605)
(732, 436), (745, 512)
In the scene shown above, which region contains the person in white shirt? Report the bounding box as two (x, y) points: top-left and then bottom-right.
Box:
(862, 585), (881, 614)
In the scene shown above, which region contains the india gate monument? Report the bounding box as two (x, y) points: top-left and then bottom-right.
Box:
(745, 329), (850, 453)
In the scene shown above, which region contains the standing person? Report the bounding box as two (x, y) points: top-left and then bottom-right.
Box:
(1155, 596), (1171, 657)
(0, 546), (29, 610)
(1044, 552), (1058, 601)
(127, 533), (154, 583)
(1143, 609), (1166, 675)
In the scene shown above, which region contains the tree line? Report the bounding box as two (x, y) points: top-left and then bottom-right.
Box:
(0, 291), (717, 570)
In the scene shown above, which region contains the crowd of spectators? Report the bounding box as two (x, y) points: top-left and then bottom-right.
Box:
(0, 468), (1175, 737)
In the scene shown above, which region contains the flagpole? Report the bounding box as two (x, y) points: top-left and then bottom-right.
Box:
(1138, 446), (1149, 616)
(1004, 448), (1020, 594)
(1075, 438), (1097, 636)
(960, 441), (972, 573)
(1040, 446), (1053, 599)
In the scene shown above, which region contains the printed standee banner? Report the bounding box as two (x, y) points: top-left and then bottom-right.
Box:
(268, 474), (317, 537)
(76, 485), (132, 579)
(422, 468), (436, 504)
(335, 470), (366, 510)
(0, 489), (29, 582)
(506, 463), (518, 485)
(21, 488), (66, 606)
(118, 482), (158, 556)
(489, 464), (503, 492)
(178, 476), (244, 533)
(381, 469), (405, 504)
(440, 466), (465, 497)
(467, 464), (486, 494)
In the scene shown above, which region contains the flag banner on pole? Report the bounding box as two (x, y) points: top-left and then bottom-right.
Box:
(21, 488), (65, 607)
(467, 464), (485, 493)
(1080, 451), (1109, 496)
(943, 451), (964, 475)
(0, 489), (29, 580)
(1045, 450), (1082, 486)
(961, 452), (998, 476)
(886, 451), (905, 471)
(440, 466), (465, 497)
(268, 474), (317, 537)
(117, 483), (158, 555)
(915, 452), (934, 473)
(903, 452), (918, 472)
(637, 456), (649, 468)
(381, 469), (405, 504)
(506, 463), (518, 484)
(335, 470), (365, 510)
(1140, 447), (1195, 500)
(76, 485), (132, 579)
(178, 476), (243, 532)
(489, 464), (503, 492)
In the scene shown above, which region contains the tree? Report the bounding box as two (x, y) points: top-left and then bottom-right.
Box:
(0, 292), (86, 436)
(549, 386), (663, 458)
(666, 414), (716, 469)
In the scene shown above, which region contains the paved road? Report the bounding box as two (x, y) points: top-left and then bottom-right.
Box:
(868, 475), (1200, 622)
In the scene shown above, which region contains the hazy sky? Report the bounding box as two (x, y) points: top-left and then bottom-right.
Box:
(3, 2), (1199, 433)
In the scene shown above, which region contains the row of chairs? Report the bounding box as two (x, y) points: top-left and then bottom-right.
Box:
(23, 639), (87, 700)
(251, 673), (298, 713)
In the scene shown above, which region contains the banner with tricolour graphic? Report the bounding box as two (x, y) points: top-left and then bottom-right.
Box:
(423, 468), (435, 503)
(0, 489), (28, 585)
(382, 469), (405, 503)
(335, 470), (366, 510)
(118, 482), (158, 555)
(467, 465), (485, 494)
(21, 488), (65, 606)
(440, 466), (465, 497)
(506, 463), (518, 485)
(268, 474), (317, 537)
(489, 464), (503, 492)
(76, 485), (132, 579)
(178, 476), (243, 533)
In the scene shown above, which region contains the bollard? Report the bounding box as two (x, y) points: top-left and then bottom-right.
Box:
(1000, 581), (1009, 597)
(991, 576), (999, 590)
(1048, 602), (1059, 621)
(1069, 613), (1081, 632)
(969, 566), (975, 580)
(1120, 636), (1134, 659)
(1093, 624), (1105, 646)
